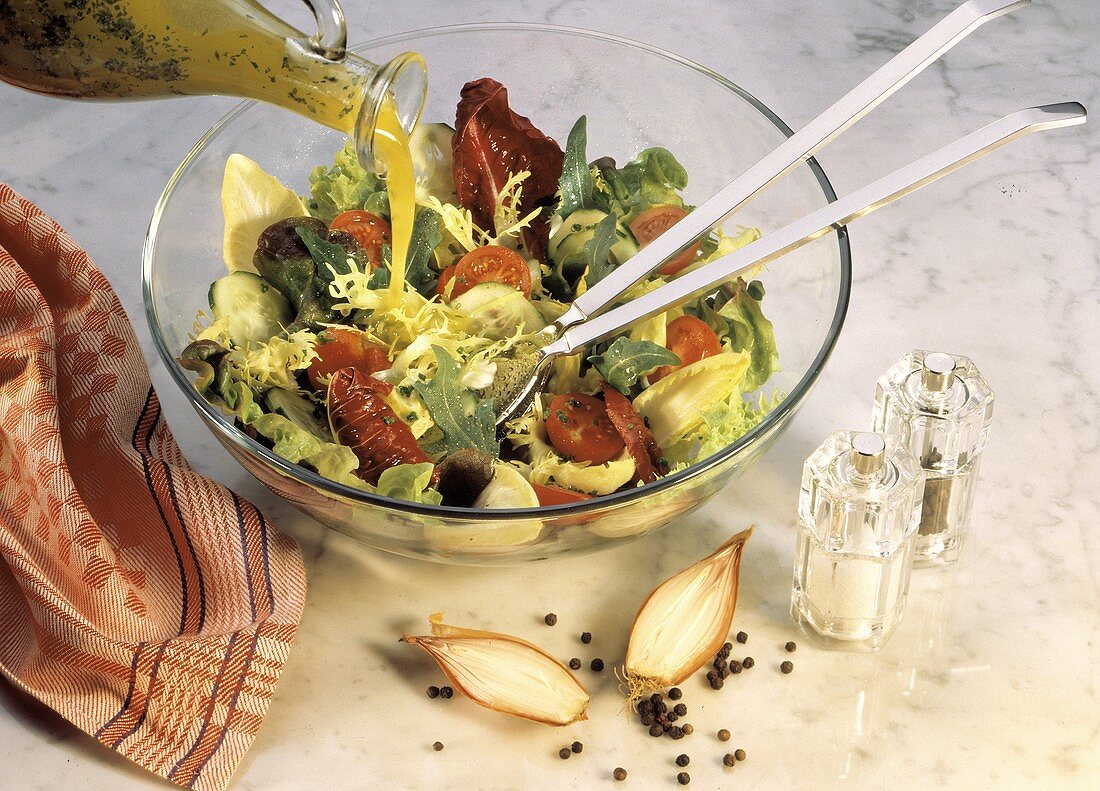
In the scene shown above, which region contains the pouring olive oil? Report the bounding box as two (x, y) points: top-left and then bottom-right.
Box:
(0, 0), (426, 168)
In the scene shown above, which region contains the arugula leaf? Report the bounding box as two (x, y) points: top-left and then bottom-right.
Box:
(414, 346), (499, 457)
(589, 336), (680, 392)
(405, 207), (443, 295)
(583, 212), (620, 287)
(557, 116), (600, 218)
(296, 226), (357, 280)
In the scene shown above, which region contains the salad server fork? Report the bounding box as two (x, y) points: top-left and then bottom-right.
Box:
(496, 102), (1086, 427)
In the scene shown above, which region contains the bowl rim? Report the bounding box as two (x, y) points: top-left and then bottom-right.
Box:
(142, 21), (852, 520)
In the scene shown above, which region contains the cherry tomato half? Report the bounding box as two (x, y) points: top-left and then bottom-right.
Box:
(544, 393), (624, 465)
(307, 328), (391, 391)
(649, 315), (722, 384)
(449, 245), (532, 299)
(532, 482), (593, 506)
(436, 264), (458, 299)
(629, 205), (700, 276)
(330, 211), (391, 267)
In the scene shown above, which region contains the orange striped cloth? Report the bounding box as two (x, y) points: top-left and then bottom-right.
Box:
(0, 185), (307, 790)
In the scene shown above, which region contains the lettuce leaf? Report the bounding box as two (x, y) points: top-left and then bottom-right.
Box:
(589, 336), (679, 392)
(306, 140), (389, 223)
(375, 462), (443, 505)
(600, 147), (688, 221)
(717, 285), (780, 393)
(414, 346), (499, 457)
(665, 390), (783, 466)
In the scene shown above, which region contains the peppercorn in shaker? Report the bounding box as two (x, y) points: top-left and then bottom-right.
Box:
(873, 351), (994, 566)
(791, 431), (924, 652)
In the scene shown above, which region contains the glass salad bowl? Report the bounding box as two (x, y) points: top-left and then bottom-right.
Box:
(143, 23), (851, 565)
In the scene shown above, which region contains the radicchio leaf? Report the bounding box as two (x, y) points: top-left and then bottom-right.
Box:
(452, 78), (564, 261)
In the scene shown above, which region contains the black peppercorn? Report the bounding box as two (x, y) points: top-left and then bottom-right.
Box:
(708, 677), (724, 690)
(780, 661), (794, 674)
(742, 656), (755, 669)
(640, 713), (654, 726)
(581, 631), (592, 644)
(675, 754), (690, 767)
(734, 748), (746, 761)
(426, 685), (440, 699)
(677, 771), (690, 785)
(591, 658), (605, 672)
(571, 741), (583, 754)
(569, 657), (581, 670)
(736, 631), (748, 644)
(613, 768), (627, 781)
(432, 741), (444, 751)
(717, 728), (730, 742)
(723, 753), (736, 767)
(723, 641), (734, 652)
(558, 747), (571, 759)
(673, 703), (687, 716)
(650, 693), (663, 704)
(649, 724), (664, 737)
(785, 641), (797, 652)
(668, 686), (682, 700)
(439, 685), (454, 699)
(669, 726), (685, 740)
(544, 613), (558, 626)
(712, 656), (726, 671)
(729, 660), (743, 674)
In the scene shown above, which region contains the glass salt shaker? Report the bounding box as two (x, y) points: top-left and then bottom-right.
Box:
(791, 431), (924, 652)
(873, 351), (994, 566)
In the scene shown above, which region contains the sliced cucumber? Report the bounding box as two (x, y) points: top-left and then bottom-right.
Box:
(209, 271), (292, 346)
(450, 282), (545, 340)
(263, 387), (330, 441)
(473, 462), (539, 509)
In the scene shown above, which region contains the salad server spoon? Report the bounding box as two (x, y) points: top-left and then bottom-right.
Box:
(496, 102), (1086, 427)
(550, 0), (1030, 336)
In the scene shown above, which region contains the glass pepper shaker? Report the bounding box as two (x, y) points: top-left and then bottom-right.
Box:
(873, 351), (994, 566)
(791, 431), (924, 652)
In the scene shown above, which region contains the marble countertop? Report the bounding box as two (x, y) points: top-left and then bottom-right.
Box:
(2, 0), (1098, 789)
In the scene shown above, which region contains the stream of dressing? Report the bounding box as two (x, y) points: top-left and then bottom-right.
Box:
(372, 96), (416, 301)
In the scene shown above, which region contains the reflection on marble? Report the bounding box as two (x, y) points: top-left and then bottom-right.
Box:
(1, 0), (1098, 789)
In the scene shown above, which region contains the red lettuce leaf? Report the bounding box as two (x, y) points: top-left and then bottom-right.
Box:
(452, 77), (564, 261)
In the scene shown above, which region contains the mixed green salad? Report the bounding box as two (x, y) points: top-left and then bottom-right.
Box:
(181, 78), (780, 509)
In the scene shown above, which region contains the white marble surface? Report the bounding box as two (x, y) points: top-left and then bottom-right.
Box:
(2, 1), (1099, 789)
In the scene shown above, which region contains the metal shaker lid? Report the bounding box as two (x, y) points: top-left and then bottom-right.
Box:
(850, 432), (886, 475)
(921, 352), (957, 393)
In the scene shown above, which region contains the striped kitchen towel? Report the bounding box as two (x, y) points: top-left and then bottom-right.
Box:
(0, 184), (307, 790)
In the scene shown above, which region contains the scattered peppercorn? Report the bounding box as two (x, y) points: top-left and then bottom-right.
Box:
(707, 674), (724, 690)
(729, 660), (743, 674)
(781, 660), (794, 674)
(558, 747), (571, 760)
(439, 686), (454, 699)
(571, 741), (583, 754)
(675, 754), (690, 767)
(569, 658), (582, 670)
(673, 702), (687, 716)
(640, 713), (654, 726)
(649, 724), (664, 737)
(682, 724), (694, 735)
(591, 658), (605, 672)
(723, 641), (733, 653)
(734, 748), (746, 761)
(736, 631), (748, 644)
(723, 753), (736, 767)
(785, 641), (797, 652)
(613, 768), (627, 781)
(712, 656), (726, 671)
(544, 613), (558, 626)
(426, 685), (440, 699)
(581, 631), (592, 644)
(742, 656), (755, 669)
(717, 728), (730, 742)
(433, 741), (444, 751)
(669, 726), (685, 740)
(677, 771), (691, 785)
(668, 686), (682, 700)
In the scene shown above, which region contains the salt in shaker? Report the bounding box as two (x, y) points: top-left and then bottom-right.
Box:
(791, 431), (924, 652)
(873, 351), (994, 566)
